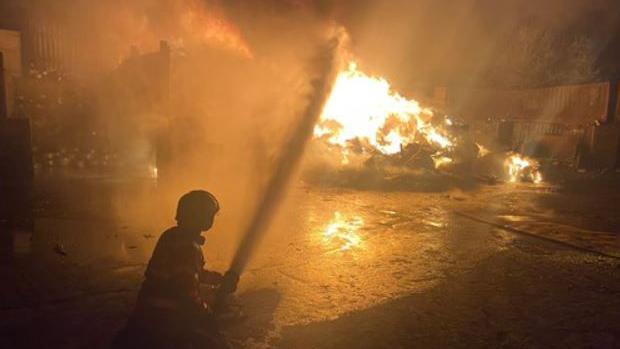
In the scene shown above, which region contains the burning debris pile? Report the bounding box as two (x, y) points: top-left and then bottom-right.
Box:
(306, 61), (543, 187)
(505, 153), (543, 184)
(313, 62), (455, 168)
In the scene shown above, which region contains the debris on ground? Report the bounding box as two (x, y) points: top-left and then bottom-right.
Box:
(53, 243), (67, 256)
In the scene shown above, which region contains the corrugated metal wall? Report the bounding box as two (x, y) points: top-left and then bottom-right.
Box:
(22, 16), (79, 73)
(450, 82), (610, 125)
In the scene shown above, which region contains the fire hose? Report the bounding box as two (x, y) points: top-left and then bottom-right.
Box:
(215, 37), (341, 308)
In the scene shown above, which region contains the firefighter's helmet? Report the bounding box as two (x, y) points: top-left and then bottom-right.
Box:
(175, 190), (220, 229)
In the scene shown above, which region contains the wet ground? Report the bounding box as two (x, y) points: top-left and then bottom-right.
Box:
(1, 176), (619, 348)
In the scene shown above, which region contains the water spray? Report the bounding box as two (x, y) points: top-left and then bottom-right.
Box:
(215, 36), (342, 306)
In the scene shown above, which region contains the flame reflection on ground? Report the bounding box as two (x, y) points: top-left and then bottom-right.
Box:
(320, 211), (364, 251)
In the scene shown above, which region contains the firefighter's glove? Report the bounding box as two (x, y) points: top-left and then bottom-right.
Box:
(219, 270), (240, 294)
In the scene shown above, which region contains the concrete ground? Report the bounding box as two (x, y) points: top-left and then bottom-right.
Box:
(1, 176), (619, 348)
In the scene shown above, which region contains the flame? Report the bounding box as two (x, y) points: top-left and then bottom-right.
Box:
(321, 211), (363, 251)
(476, 143), (490, 158)
(149, 165), (159, 179)
(180, 2), (253, 58)
(341, 149), (350, 165)
(505, 153), (542, 183)
(432, 155), (453, 169)
(113, 0), (252, 58)
(181, 3), (253, 58)
(314, 62), (452, 157)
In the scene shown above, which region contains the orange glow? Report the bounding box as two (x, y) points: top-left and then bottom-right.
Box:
(112, 0), (253, 58)
(505, 153), (543, 183)
(321, 211), (363, 251)
(150, 165), (159, 179)
(431, 155), (453, 169)
(180, 1), (253, 57)
(476, 143), (490, 158)
(314, 62), (452, 157)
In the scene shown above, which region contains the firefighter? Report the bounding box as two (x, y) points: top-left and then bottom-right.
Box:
(113, 190), (239, 349)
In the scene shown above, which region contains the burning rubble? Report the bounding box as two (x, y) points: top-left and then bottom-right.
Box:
(505, 153), (543, 184)
(313, 61), (453, 165)
(308, 60), (543, 186)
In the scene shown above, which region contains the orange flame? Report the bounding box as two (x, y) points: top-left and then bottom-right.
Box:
(112, 0), (252, 58)
(505, 153), (542, 183)
(432, 155), (453, 169)
(180, 1), (253, 57)
(321, 211), (363, 251)
(314, 62), (452, 159)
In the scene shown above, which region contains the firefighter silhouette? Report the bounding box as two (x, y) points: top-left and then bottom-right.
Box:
(113, 190), (239, 349)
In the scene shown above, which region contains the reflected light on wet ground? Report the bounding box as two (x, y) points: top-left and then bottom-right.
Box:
(320, 211), (364, 251)
(242, 189), (471, 328)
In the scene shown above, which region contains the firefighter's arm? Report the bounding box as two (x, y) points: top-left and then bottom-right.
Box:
(219, 270), (240, 294)
(200, 269), (224, 285)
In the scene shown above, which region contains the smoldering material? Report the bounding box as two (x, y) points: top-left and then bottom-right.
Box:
(228, 37), (341, 274)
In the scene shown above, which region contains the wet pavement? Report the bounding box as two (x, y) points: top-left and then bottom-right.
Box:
(1, 178), (619, 348)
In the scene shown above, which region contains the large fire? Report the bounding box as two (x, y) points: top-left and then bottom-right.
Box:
(314, 62), (452, 159)
(312, 60), (544, 183)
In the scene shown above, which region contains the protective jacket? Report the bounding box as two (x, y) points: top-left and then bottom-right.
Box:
(114, 227), (226, 348)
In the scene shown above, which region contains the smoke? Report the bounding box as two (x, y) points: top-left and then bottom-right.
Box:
(65, 0), (344, 268)
(17, 0), (253, 74)
(1, 0), (344, 260)
(10, 0), (620, 270)
(13, 0), (620, 85)
(324, 0), (620, 87)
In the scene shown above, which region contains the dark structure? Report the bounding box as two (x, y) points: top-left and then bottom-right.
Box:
(0, 52), (6, 118)
(0, 51), (34, 258)
(607, 80), (618, 123)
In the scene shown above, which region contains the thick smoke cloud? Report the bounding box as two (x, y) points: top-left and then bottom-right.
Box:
(11, 0), (620, 84)
(327, 0), (620, 87)
(66, 0), (339, 265)
(6, 0), (342, 263)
